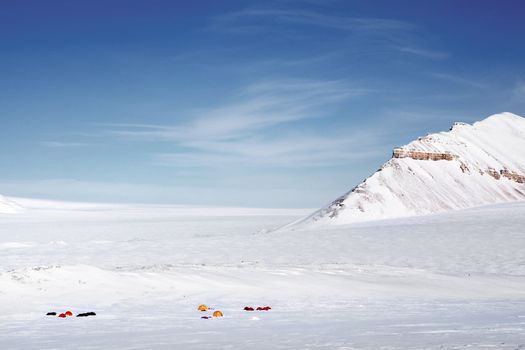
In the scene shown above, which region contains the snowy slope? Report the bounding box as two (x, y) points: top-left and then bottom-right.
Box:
(0, 194), (22, 214)
(290, 112), (525, 227)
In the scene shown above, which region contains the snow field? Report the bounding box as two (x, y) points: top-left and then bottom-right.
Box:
(1, 198), (525, 348)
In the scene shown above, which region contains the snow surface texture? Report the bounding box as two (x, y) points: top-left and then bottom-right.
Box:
(0, 194), (22, 214)
(1, 198), (525, 349)
(291, 112), (525, 227)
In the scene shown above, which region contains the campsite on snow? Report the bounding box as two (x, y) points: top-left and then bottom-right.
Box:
(2, 1), (525, 349)
(1, 113), (525, 349)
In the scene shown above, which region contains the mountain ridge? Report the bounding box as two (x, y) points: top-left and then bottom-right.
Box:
(287, 112), (525, 228)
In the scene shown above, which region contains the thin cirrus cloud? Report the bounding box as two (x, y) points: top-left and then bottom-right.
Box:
(212, 9), (415, 34)
(153, 134), (385, 168)
(395, 46), (449, 60)
(258, 52), (343, 67)
(40, 141), (91, 148)
(105, 78), (378, 167)
(427, 72), (488, 89)
(511, 81), (525, 102)
(212, 8), (447, 61)
(108, 80), (359, 142)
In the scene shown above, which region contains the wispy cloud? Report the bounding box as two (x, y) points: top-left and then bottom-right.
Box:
(428, 73), (487, 89)
(511, 80), (525, 102)
(395, 46), (449, 60)
(210, 9), (418, 50)
(153, 133), (385, 168)
(107, 79), (364, 143)
(276, 0), (343, 5)
(40, 141), (91, 148)
(104, 78), (379, 167)
(211, 7), (447, 63)
(213, 9), (415, 34)
(257, 51), (342, 67)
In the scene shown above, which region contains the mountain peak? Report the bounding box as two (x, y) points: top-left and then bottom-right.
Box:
(475, 112), (525, 127)
(287, 112), (525, 228)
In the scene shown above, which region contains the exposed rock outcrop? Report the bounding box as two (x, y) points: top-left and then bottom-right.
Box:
(392, 148), (455, 161)
(501, 169), (525, 184)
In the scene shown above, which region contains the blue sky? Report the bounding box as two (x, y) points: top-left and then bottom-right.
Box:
(1, 0), (525, 207)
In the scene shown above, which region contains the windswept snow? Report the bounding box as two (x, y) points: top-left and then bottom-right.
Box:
(1, 199), (525, 349)
(291, 112), (525, 227)
(0, 194), (22, 214)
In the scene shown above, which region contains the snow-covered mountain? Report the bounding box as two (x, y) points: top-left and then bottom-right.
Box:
(0, 195), (23, 214)
(290, 112), (525, 227)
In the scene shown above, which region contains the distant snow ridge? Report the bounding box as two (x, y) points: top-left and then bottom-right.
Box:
(292, 112), (525, 227)
(0, 195), (23, 214)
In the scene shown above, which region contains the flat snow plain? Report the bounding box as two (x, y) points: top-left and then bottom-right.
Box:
(1, 198), (525, 349)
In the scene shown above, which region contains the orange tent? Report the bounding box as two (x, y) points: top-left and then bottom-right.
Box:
(212, 310), (223, 317)
(198, 304), (208, 312)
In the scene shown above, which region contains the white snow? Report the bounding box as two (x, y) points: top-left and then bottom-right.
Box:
(291, 112), (525, 227)
(1, 198), (525, 349)
(0, 194), (23, 214)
